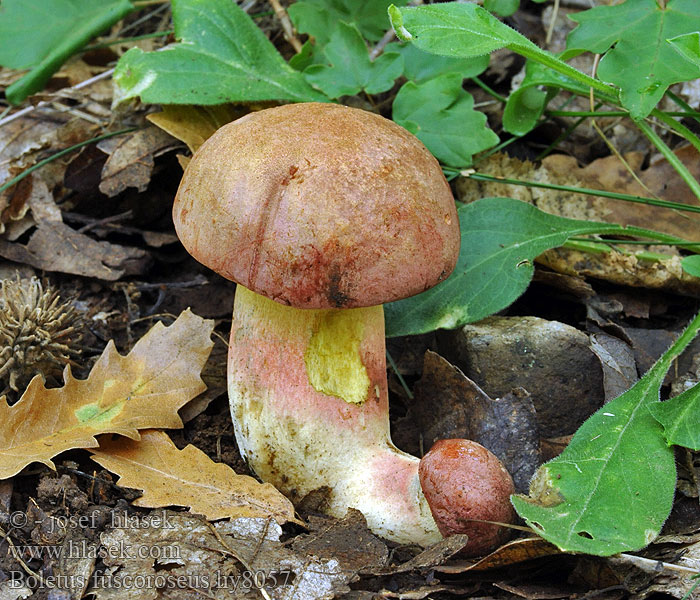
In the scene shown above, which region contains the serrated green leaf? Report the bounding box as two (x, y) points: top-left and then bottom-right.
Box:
(567, 0), (700, 119)
(650, 384), (700, 450)
(289, 0), (407, 45)
(388, 2), (526, 56)
(386, 42), (489, 83)
(387, 3), (614, 102)
(512, 314), (700, 555)
(392, 74), (498, 167)
(384, 197), (652, 338)
(0, 0), (134, 105)
(668, 31), (700, 68)
(303, 22), (403, 97)
(113, 0), (326, 106)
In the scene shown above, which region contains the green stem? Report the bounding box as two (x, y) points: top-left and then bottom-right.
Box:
(0, 128), (137, 195)
(651, 311), (700, 377)
(536, 104), (602, 161)
(636, 119), (700, 202)
(512, 41), (615, 98)
(386, 350), (413, 400)
(569, 237), (700, 247)
(85, 30), (173, 50)
(548, 110), (700, 118)
(461, 171), (700, 214)
(666, 90), (700, 128)
(650, 108), (700, 154)
(470, 76), (507, 103)
(473, 136), (519, 165)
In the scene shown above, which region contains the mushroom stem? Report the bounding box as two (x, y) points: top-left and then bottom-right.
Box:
(228, 285), (441, 546)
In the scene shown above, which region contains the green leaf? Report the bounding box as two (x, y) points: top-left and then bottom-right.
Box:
(668, 31), (700, 68)
(567, 0), (700, 119)
(384, 197), (649, 338)
(289, 40), (324, 71)
(0, 0), (135, 105)
(113, 0), (326, 106)
(504, 85), (548, 136)
(650, 384), (700, 450)
(386, 42), (489, 83)
(512, 314), (700, 555)
(502, 58), (601, 135)
(388, 3), (614, 99)
(391, 74), (498, 167)
(682, 254), (700, 277)
(303, 22), (403, 97)
(289, 0), (407, 45)
(388, 2), (525, 56)
(484, 0), (519, 18)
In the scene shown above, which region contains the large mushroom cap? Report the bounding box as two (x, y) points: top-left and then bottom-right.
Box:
(174, 102), (460, 309)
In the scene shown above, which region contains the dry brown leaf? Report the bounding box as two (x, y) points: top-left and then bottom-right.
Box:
(401, 350), (540, 493)
(0, 309), (213, 479)
(0, 220), (149, 280)
(94, 512), (349, 600)
(436, 537), (563, 573)
(97, 126), (179, 197)
(538, 246), (700, 296)
(458, 150), (700, 241)
(147, 105), (243, 154)
(146, 104), (269, 154)
(456, 152), (700, 294)
(91, 430), (297, 524)
(541, 149), (700, 241)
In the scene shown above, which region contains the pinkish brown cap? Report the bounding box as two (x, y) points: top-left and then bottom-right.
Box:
(173, 102), (460, 309)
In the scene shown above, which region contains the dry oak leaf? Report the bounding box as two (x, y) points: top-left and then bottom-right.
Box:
(91, 430), (298, 525)
(0, 309), (213, 479)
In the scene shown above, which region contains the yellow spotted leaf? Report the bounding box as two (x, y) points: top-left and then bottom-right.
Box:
(0, 309), (214, 478)
(92, 430), (298, 524)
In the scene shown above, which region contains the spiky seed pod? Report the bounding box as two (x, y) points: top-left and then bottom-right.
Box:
(0, 277), (82, 395)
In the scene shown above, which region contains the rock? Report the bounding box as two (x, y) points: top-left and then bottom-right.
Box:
(438, 316), (604, 437)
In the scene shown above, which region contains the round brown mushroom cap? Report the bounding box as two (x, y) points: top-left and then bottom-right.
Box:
(173, 102), (460, 309)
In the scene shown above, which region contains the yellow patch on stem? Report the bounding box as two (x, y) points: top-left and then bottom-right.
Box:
(304, 310), (371, 405)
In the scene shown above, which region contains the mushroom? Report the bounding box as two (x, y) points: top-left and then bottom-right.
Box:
(173, 102), (514, 551)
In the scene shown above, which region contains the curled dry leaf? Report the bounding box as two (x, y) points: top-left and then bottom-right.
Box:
(435, 537), (563, 573)
(407, 350), (540, 493)
(91, 430), (298, 525)
(97, 126), (180, 197)
(0, 309), (213, 479)
(0, 220), (149, 280)
(146, 104), (250, 154)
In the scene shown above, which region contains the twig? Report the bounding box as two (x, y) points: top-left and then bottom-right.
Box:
(0, 127), (137, 196)
(0, 68), (115, 128)
(204, 521), (273, 600)
(588, 54), (658, 200)
(545, 0), (560, 47)
(369, 29), (396, 61)
(0, 524), (46, 584)
(268, 0), (303, 53)
(76, 210), (134, 234)
(616, 553), (700, 575)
